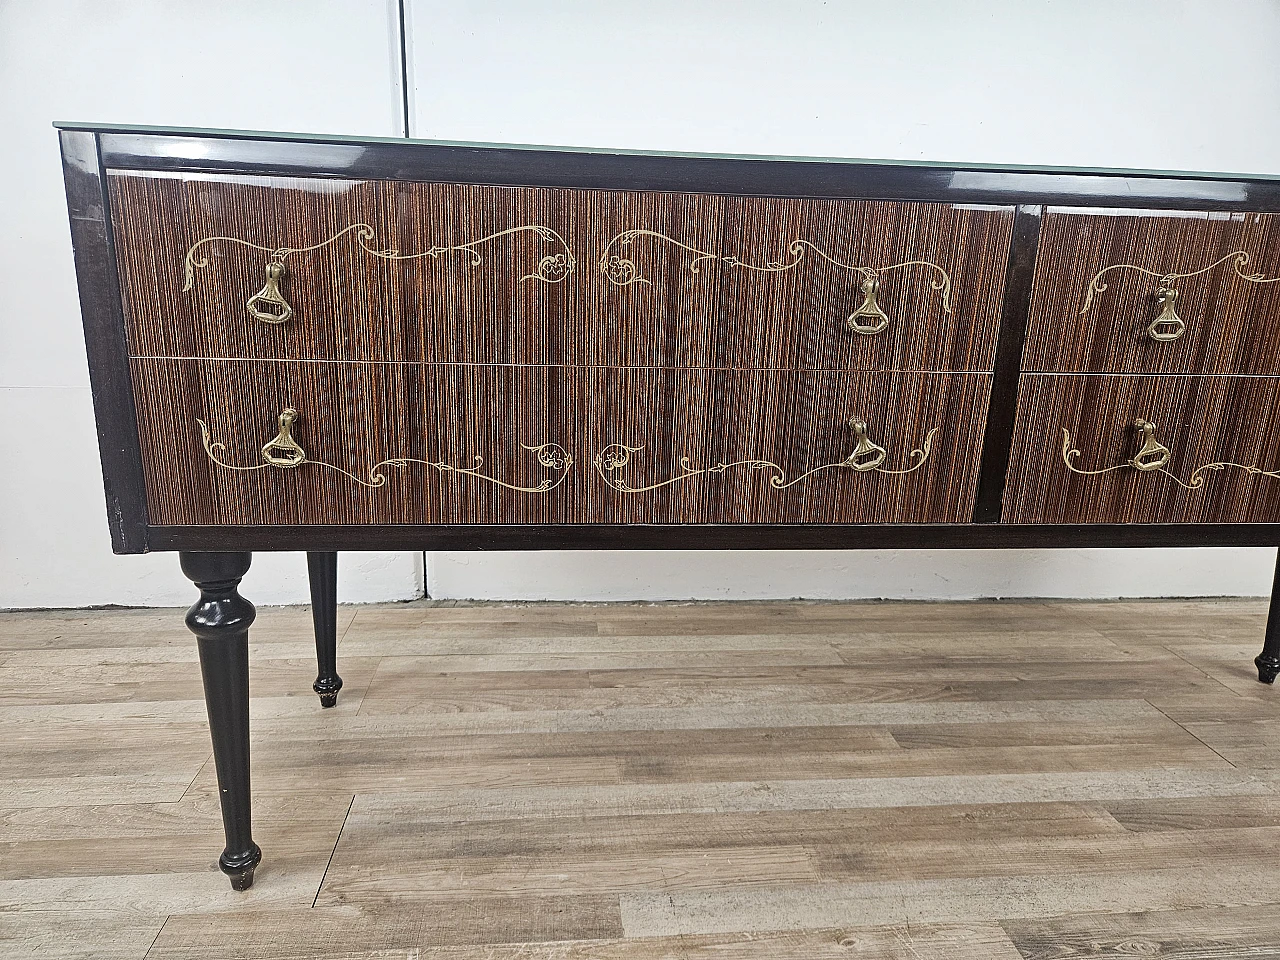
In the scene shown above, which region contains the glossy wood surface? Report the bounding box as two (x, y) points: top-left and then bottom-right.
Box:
(60, 131), (150, 552)
(973, 205), (1043, 521)
(57, 125), (1280, 551)
(141, 522), (1280, 552)
(1004, 373), (1280, 524)
(109, 173), (1014, 372)
(1023, 209), (1280, 375)
(131, 358), (990, 526)
(88, 126), (1280, 211)
(180, 551), (260, 890)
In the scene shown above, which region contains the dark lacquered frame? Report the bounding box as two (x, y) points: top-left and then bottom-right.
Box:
(59, 123), (1280, 555)
(57, 123), (1280, 891)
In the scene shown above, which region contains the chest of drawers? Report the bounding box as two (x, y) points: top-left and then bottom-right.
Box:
(57, 123), (1280, 891)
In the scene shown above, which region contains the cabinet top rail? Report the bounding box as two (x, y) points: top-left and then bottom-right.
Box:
(55, 121), (1280, 211)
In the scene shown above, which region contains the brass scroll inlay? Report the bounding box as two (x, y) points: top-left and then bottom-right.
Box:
(1079, 250), (1280, 343)
(1061, 418), (1280, 490)
(598, 229), (951, 334)
(197, 409), (571, 493)
(593, 418), (939, 493)
(183, 222), (577, 325)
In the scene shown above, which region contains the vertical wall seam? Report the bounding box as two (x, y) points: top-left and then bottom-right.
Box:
(400, 0), (427, 593)
(398, 0), (412, 138)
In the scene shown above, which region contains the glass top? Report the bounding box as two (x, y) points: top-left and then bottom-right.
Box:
(52, 121), (1280, 184)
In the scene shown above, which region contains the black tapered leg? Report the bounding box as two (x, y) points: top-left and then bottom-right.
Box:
(181, 551), (262, 891)
(307, 552), (343, 708)
(1257, 549), (1280, 683)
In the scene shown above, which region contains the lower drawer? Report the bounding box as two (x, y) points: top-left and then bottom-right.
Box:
(129, 359), (991, 525)
(1003, 374), (1280, 523)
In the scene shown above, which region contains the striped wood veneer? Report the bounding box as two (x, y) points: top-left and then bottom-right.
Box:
(1004, 373), (1280, 523)
(111, 171), (1280, 527)
(108, 173), (1015, 373)
(1022, 209), (1280, 375)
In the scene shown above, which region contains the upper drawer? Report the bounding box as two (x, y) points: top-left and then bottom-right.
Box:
(108, 171), (1014, 371)
(1023, 208), (1280, 375)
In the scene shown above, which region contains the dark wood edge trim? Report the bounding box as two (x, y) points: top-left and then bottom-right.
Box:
(94, 131), (1280, 211)
(143, 523), (1280, 553)
(60, 130), (150, 553)
(973, 205), (1042, 522)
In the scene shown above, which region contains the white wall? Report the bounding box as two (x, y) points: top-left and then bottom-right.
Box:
(4, 0), (1280, 607)
(0, 0), (422, 607)
(412, 0), (1280, 601)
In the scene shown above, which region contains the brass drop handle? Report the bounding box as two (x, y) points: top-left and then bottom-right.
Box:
(1129, 418), (1171, 471)
(261, 408), (307, 467)
(246, 261), (294, 325)
(847, 274), (891, 335)
(844, 418), (888, 471)
(1147, 285), (1185, 342)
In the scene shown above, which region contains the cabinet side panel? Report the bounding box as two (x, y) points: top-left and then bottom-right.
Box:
(61, 131), (149, 552)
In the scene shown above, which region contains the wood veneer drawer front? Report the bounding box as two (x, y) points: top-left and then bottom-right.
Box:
(130, 359), (990, 525)
(1004, 374), (1280, 523)
(108, 172), (1014, 371)
(1023, 209), (1280, 375)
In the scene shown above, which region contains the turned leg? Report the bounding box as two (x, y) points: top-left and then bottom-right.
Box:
(181, 551), (262, 891)
(1257, 548), (1280, 684)
(307, 551), (343, 708)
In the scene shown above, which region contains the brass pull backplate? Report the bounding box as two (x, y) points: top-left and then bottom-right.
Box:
(1147, 286), (1185, 342)
(1129, 418), (1171, 471)
(847, 274), (891, 335)
(261, 408), (306, 467)
(246, 261), (293, 325)
(845, 418), (888, 471)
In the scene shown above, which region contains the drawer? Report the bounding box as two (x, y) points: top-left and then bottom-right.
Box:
(1023, 208), (1280, 375)
(130, 359), (991, 525)
(109, 172), (1014, 371)
(1003, 374), (1280, 523)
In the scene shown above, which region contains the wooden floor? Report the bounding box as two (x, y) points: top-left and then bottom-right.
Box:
(5, 599), (1280, 958)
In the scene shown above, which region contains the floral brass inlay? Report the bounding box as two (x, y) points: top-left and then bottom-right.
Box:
(1078, 250), (1280, 341)
(197, 408), (571, 493)
(184, 222), (576, 324)
(1061, 419), (1280, 490)
(597, 229), (951, 333)
(593, 419), (939, 493)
